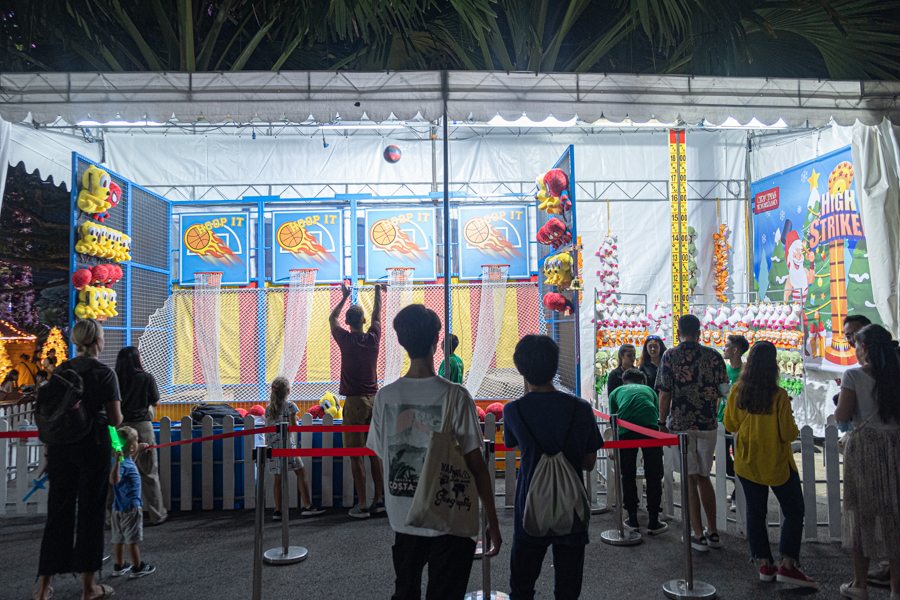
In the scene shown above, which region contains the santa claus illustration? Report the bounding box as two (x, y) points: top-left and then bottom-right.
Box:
(783, 225), (814, 304)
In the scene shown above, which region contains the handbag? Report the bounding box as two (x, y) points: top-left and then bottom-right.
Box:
(404, 384), (480, 537)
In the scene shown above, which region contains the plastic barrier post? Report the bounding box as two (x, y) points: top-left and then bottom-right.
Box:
(588, 413), (610, 514)
(601, 415), (641, 546)
(464, 437), (509, 600)
(662, 433), (716, 599)
(263, 421), (308, 565)
(252, 445), (266, 600)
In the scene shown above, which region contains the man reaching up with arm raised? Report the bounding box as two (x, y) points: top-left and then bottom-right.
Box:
(330, 282), (385, 519)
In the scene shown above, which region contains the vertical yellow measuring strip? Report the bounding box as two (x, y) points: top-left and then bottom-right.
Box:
(669, 130), (689, 341)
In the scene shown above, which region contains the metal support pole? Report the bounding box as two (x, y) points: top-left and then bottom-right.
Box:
(252, 445), (266, 600)
(441, 70), (452, 377)
(464, 438), (508, 600)
(662, 434), (716, 599)
(601, 414), (641, 545)
(264, 422), (308, 565)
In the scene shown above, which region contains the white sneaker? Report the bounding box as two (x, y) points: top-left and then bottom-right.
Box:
(349, 504), (370, 519)
(839, 583), (869, 599)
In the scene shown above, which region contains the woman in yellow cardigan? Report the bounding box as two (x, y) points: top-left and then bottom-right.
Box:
(724, 341), (818, 588)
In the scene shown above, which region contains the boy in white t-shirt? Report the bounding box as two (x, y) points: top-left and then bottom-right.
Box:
(367, 304), (501, 600)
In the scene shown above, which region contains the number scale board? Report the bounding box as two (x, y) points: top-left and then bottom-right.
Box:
(180, 212), (250, 285)
(272, 210), (343, 284)
(669, 130), (689, 338)
(457, 205), (529, 280)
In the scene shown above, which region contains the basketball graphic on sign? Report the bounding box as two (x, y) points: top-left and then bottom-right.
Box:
(383, 145), (402, 164)
(370, 219), (398, 248)
(276, 221), (307, 252)
(463, 217), (491, 245)
(184, 224), (213, 253)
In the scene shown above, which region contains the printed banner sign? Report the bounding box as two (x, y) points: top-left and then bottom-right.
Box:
(754, 187), (780, 214)
(180, 212), (250, 285)
(272, 210), (343, 284)
(457, 205), (529, 280)
(365, 207), (436, 281)
(752, 145), (879, 372)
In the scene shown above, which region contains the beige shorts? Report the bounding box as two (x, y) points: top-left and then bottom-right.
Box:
(342, 395), (374, 449)
(667, 429), (718, 477)
(111, 506), (143, 545)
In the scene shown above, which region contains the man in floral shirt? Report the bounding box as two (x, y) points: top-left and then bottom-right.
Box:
(656, 314), (730, 553)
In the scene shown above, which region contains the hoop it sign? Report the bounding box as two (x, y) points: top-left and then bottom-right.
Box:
(754, 187), (780, 214)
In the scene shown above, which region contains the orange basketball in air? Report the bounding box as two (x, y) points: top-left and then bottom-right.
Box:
(463, 218), (491, 245)
(828, 161), (854, 195)
(277, 221), (306, 251)
(370, 220), (397, 247)
(184, 224), (211, 252)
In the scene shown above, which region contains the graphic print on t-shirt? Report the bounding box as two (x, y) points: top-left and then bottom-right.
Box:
(385, 404), (442, 498)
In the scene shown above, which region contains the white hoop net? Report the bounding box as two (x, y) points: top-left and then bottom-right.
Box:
(383, 268), (415, 385)
(464, 265), (509, 397)
(193, 272), (223, 403)
(277, 269), (317, 383)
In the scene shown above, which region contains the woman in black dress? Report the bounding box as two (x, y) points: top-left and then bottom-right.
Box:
(606, 343), (636, 397)
(639, 336), (667, 393)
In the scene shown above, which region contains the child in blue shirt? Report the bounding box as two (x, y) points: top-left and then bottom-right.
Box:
(110, 426), (156, 578)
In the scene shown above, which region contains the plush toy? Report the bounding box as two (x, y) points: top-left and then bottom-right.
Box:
(536, 218), (571, 249)
(713, 224), (731, 302)
(74, 285), (103, 320)
(485, 402), (504, 423)
(72, 268), (92, 291)
(319, 392), (344, 419)
(535, 169), (571, 214)
(105, 264), (123, 287)
(104, 289), (118, 318)
(91, 181), (122, 222)
(91, 264), (110, 287)
(543, 292), (573, 315)
(235, 408), (248, 418)
(75, 222), (100, 255)
(76, 165), (113, 215)
(476, 406), (486, 423)
(308, 404), (325, 419)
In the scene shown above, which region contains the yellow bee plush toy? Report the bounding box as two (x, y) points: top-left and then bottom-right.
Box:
(77, 165), (113, 214)
(319, 392), (343, 420)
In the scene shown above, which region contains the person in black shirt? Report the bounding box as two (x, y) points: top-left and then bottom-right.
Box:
(639, 335), (667, 394)
(115, 346), (167, 526)
(35, 318), (122, 600)
(606, 343), (636, 398)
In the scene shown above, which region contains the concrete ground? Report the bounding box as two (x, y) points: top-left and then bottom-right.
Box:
(0, 501), (874, 600)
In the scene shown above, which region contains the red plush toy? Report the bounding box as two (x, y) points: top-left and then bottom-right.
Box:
(92, 181), (122, 222)
(486, 402), (504, 422)
(235, 408), (248, 418)
(543, 169), (571, 209)
(72, 268), (92, 290)
(543, 292), (573, 315)
(476, 406), (486, 423)
(536, 218), (571, 249)
(308, 404), (325, 419)
(91, 264), (109, 287)
(105, 264), (123, 287)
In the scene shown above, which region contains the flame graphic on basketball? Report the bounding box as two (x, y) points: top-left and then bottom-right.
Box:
(462, 217), (523, 259)
(828, 161), (854, 196)
(276, 221), (336, 263)
(183, 224), (243, 266)
(369, 219), (427, 262)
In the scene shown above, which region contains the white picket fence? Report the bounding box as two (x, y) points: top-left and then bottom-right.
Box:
(3, 408), (844, 543)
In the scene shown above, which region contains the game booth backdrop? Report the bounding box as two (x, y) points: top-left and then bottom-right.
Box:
(1, 72), (899, 435)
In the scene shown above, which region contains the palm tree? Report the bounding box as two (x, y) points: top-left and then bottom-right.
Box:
(2, 0), (898, 79)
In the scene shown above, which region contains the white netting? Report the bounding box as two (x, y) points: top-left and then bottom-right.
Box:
(193, 272), (223, 403)
(383, 268), (415, 386)
(464, 265), (509, 398)
(137, 282), (542, 414)
(276, 269), (317, 383)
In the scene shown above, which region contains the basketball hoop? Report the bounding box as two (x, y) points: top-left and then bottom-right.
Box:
(483, 264), (510, 281)
(289, 269), (318, 286)
(194, 271), (223, 287)
(387, 267), (415, 285)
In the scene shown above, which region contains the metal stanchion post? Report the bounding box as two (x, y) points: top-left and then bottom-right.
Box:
(662, 433), (716, 599)
(264, 422), (308, 565)
(464, 439), (508, 600)
(252, 445), (266, 600)
(601, 414), (642, 545)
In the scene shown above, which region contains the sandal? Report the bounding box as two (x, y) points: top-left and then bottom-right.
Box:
(84, 584), (114, 600)
(32, 587), (52, 600)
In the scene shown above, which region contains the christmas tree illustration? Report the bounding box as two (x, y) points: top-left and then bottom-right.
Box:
(766, 236), (789, 301)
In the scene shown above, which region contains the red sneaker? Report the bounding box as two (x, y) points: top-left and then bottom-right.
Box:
(776, 566), (819, 588)
(759, 564), (778, 582)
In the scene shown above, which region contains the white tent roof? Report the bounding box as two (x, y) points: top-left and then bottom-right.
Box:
(1, 71), (898, 127)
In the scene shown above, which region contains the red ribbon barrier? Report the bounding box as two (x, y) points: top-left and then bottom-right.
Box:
(271, 448), (376, 458)
(288, 425), (370, 433)
(0, 431), (39, 439)
(146, 426), (277, 450)
(592, 408), (679, 447)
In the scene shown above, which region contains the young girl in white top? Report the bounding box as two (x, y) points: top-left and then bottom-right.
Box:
(265, 377), (324, 520)
(835, 324), (900, 600)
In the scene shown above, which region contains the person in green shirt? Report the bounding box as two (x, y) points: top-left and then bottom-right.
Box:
(609, 368), (667, 535)
(438, 334), (464, 384)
